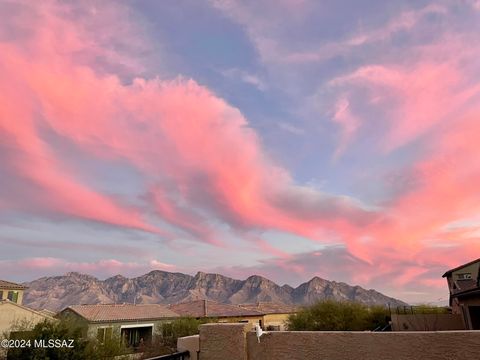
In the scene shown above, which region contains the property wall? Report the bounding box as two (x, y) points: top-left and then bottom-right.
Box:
(177, 335), (199, 360)
(391, 314), (464, 331)
(194, 323), (480, 360)
(199, 323), (252, 360)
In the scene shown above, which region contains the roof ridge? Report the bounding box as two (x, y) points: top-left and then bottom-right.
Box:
(443, 258), (480, 277)
(1, 300), (54, 319)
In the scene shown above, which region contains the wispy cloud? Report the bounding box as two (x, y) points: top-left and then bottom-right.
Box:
(221, 68), (267, 91)
(2, 0), (480, 301)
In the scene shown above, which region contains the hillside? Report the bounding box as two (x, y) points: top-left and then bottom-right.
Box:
(23, 270), (407, 311)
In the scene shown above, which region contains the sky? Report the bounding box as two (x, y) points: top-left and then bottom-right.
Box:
(1, 0), (480, 304)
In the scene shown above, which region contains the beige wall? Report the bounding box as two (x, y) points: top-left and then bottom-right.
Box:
(177, 335), (199, 360)
(391, 314), (465, 331)
(0, 302), (52, 337)
(195, 323), (480, 360)
(262, 313), (290, 330)
(199, 323), (252, 360)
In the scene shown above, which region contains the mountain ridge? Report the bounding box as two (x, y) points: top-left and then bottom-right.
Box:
(22, 270), (408, 311)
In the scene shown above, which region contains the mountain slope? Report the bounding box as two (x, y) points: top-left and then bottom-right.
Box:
(22, 270), (407, 311)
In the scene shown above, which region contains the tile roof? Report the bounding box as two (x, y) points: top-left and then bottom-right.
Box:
(239, 302), (298, 314)
(64, 304), (180, 323)
(169, 300), (263, 318)
(0, 280), (27, 290)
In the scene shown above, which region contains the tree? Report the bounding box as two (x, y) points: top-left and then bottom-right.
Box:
(286, 300), (389, 331)
(6, 318), (127, 360)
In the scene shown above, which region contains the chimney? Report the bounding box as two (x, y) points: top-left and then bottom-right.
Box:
(204, 299), (208, 317)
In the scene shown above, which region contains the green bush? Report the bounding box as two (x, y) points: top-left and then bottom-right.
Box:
(161, 317), (214, 349)
(6, 318), (128, 360)
(286, 300), (389, 331)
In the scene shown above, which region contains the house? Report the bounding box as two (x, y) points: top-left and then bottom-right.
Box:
(442, 258), (480, 329)
(0, 279), (54, 338)
(169, 300), (264, 327)
(239, 302), (297, 330)
(0, 300), (55, 337)
(0, 279), (27, 305)
(58, 303), (180, 348)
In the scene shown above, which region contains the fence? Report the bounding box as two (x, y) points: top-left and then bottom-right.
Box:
(390, 305), (450, 315)
(390, 313), (464, 331)
(144, 350), (190, 360)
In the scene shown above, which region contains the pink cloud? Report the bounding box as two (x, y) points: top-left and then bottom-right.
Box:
(2, 0), (480, 301)
(1, 1), (373, 253)
(330, 36), (480, 151)
(331, 96), (360, 159)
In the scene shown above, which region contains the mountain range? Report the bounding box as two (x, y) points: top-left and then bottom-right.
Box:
(22, 270), (407, 312)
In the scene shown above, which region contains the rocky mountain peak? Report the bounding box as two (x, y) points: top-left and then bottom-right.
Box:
(22, 270), (408, 312)
(64, 271), (97, 280)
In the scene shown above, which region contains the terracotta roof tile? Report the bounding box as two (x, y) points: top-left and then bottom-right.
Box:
(0, 280), (27, 290)
(65, 304), (180, 322)
(169, 300), (263, 318)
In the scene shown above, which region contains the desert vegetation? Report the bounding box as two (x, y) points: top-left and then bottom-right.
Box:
(286, 300), (390, 331)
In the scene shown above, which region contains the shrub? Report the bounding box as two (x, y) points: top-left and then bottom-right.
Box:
(6, 318), (128, 360)
(286, 300), (389, 331)
(161, 317), (214, 349)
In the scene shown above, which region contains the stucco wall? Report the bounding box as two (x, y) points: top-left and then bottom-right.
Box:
(0, 302), (52, 336)
(177, 334), (199, 360)
(246, 331), (480, 360)
(263, 314), (290, 330)
(199, 323), (252, 360)
(195, 323), (480, 360)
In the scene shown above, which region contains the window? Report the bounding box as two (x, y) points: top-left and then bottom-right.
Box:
(457, 273), (472, 280)
(121, 326), (152, 348)
(7, 291), (18, 303)
(97, 327), (113, 343)
(0, 291), (3, 300)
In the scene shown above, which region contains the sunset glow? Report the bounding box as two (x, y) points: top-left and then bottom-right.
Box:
(2, 0), (480, 303)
